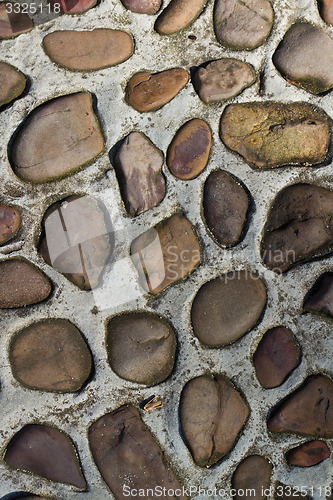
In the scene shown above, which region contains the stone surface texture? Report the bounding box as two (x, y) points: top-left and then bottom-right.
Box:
(231, 455), (272, 500)
(318, 0), (333, 23)
(286, 440), (331, 467)
(304, 273), (333, 318)
(0, 3), (33, 39)
(121, 0), (161, 14)
(0, 62), (26, 108)
(0, 203), (20, 245)
(155, 0), (208, 35)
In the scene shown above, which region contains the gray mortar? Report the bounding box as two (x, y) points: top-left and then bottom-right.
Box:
(0, 0), (332, 498)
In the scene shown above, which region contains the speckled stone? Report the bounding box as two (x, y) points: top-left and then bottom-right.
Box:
(318, 0), (333, 23)
(0, 62), (26, 108)
(273, 23), (333, 94)
(193, 59), (256, 103)
(286, 441), (331, 467)
(232, 455), (272, 500)
(220, 102), (330, 169)
(121, 0), (161, 14)
(155, 0), (208, 35)
(10, 92), (104, 182)
(203, 170), (249, 247)
(167, 119), (211, 179)
(49, 0), (97, 13)
(214, 0), (274, 50)
(191, 271), (266, 347)
(114, 131), (166, 215)
(0, 203), (20, 246)
(304, 273), (333, 319)
(125, 68), (189, 112)
(180, 374), (249, 467)
(0, 3), (33, 39)
(43, 30), (134, 71)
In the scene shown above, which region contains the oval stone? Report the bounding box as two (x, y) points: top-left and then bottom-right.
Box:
(0, 203), (20, 246)
(10, 92), (104, 182)
(167, 119), (211, 179)
(43, 30), (134, 71)
(121, 0), (161, 14)
(203, 170), (250, 247)
(0, 259), (52, 308)
(220, 102), (330, 169)
(125, 68), (189, 112)
(106, 312), (176, 386)
(193, 59), (256, 103)
(304, 273), (333, 319)
(10, 319), (92, 393)
(232, 455), (272, 500)
(214, 0), (273, 50)
(0, 3), (33, 39)
(155, 0), (208, 35)
(0, 62), (26, 108)
(286, 441), (331, 467)
(191, 271), (266, 347)
(318, 0), (333, 24)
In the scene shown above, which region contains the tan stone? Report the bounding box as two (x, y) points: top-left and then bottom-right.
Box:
(155, 0), (208, 35)
(0, 62), (26, 108)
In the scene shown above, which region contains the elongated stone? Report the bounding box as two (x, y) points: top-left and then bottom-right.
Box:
(220, 102), (330, 169)
(155, 0), (208, 35)
(10, 92), (104, 182)
(304, 273), (333, 318)
(0, 3), (33, 39)
(0, 259), (51, 308)
(121, 0), (161, 14)
(43, 30), (134, 71)
(191, 271), (266, 346)
(89, 405), (187, 498)
(125, 68), (189, 112)
(167, 119), (211, 179)
(232, 455), (272, 500)
(4, 424), (86, 488)
(318, 0), (333, 23)
(286, 441), (330, 467)
(273, 23), (333, 94)
(114, 131), (166, 215)
(180, 375), (249, 467)
(0, 62), (26, 108)
(49, 0), (97, 13)
(10, 319), (92, 392)
(0, 203), (20, 246)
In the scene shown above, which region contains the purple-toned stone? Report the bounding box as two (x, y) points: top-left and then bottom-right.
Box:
(121, 0), (161, 14)
(0, 203), (20, 246)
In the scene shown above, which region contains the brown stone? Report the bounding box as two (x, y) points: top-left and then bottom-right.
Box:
(220, 102), (330, 169)
(318, 0), (333, 24)
(49, 0), (97, 13)
(167, 119), (211, 179)
(203, 170), (249, 247)
(39, 195), (113, 290)
(125, 68), (189, 112)
(10, 92), (104, 182)
(43, 30), (134, 71)
(304, 273), (333, 319)
(89, 405), (187, 499)
(180, 374), (249, 467)
(253, 327), (301, 389)
(0, 3), (33, 39)
(155, 0), (208, 35)
(4, 424), (86, 489)
(106, 312), (176, 386)
(193, 59), (256, 103)
(114, 131), (166, 215)
(273, 23), (333, 94)
(286, 440), (331, 467)
(0, 62), (26, 108)
(261, 184), (333, 272)
(121, 0), (161, 14)
(191, 271), (266, 347)
(0, 203), (20, 246)
(10, 319), (92, 393)
(213, 0), (273, 50)
(232, 455), (272, 500)
(0, 259), (52, 308)
(131, 213), (201, 294)
(268, 374), (333, 438)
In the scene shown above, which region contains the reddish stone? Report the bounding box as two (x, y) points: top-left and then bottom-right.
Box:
(121, 0), (161, 14)
(0, 203), (20, 246)
(304, 273), (333, 318)
(318, 0), (333, 24)
(0, 3), (33, 39)
(49, 0), (97, 14)
(286, 440), (330, 467)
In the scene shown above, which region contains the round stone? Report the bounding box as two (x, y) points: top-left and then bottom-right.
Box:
(232, 455), (272, 500)
(155, 0), (208, 35)
(0, 203), (20, 246)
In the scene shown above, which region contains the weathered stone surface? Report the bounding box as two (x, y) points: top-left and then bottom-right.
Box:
(261, 184), (333, 272)
(155, 0), (208, 35)
(106, 312), (176, 385)
(89, 405), (187, 498)
(121, 0), (161, 14)
(253, 327), (301, 388)
(167, 119), (211, 179)
(10, 319), (92, 393)
(220, 102), (330, 169)
(304, 273), (333, 319)
(191, 271), (266, 346)
(125, 68), (189, 112)
(318, 0), (333, 23)
(39, 195), (112, 290)
(273, 23), (333, 94)
(49, 0), (97, 13)
(193, 59), (256, 103)
(180, 375), (249, 467)
(0, 259), (51, 308)
(0, 3), (33, 39)
(232, 455), (272, 500)
(0, 62), (26, 108)
(268, 375), (333, 438)
(286, 440), (330, 467)
(10, 92), (104, 182)
(114, 131), (166, 215)
(4, 424), (86, 489)
(0, 203), (20, 246)
(43, 30), (134, 71)
(203, 170), (249, 247)
(214, 0), (273, 50)
(131, 213), (201, 294)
